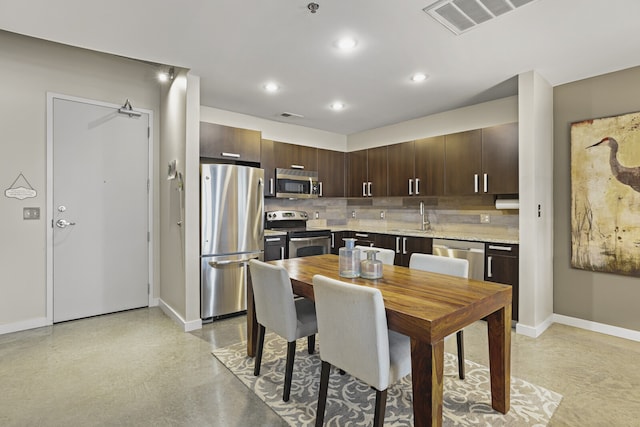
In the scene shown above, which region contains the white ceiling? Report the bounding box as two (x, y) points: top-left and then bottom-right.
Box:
(1, 0), (640, 135)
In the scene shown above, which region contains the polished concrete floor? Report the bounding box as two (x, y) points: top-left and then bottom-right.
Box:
(1, 307), (639, 426)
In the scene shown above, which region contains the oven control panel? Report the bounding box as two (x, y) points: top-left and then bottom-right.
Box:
(266, 210), (308, 221)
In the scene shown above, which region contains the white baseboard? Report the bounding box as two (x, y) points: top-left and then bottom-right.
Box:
(515, 314), (554, 338)
(158, 299), (202, 332)
(0, 317), (50, 336)
(553, 314), (640, 342)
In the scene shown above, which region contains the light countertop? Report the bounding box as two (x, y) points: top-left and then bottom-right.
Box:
(309, 225), (518, 245)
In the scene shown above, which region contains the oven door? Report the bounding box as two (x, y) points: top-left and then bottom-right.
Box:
(288, 235), (331, 258)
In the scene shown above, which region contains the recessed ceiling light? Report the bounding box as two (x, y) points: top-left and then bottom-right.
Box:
(330, 102), (345, 111)
(411, 73), (428, 82)
(264, 82), (279, 92)
(336, 37), (357, 50)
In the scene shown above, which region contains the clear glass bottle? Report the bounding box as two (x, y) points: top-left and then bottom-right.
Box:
(339, 238), (360, 278)
(360, 250), (383, 279)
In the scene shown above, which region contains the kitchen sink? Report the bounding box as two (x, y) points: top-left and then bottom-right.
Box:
(390, 228), (432, 234)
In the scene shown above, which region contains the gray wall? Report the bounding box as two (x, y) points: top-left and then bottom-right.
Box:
(554, 66), (640, 331)
(0, 30), (162, 332)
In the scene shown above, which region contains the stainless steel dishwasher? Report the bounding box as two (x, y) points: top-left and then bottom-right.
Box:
(432, 238), (485, 281)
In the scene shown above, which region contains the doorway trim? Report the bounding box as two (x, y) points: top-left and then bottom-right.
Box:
(45, 92), (155, 324)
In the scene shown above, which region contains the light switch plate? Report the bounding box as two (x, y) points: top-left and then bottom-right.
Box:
(24, 207), (40, 220)
(480, 214), (490, 223)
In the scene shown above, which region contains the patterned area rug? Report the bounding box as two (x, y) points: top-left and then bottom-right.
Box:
(212, 334), (562, 426)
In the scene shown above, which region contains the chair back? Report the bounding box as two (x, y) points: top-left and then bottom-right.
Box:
(312, 274), (391, 390)
(409, 253), (469, 278)
(248, 259), (298, 341)
(355, 245), (395, 265)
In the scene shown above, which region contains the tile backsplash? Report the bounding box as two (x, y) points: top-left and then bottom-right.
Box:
(265, 195), (518, 236)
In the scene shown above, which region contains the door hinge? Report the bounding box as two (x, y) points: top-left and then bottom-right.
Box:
(147, 283), (150, 295)
(147, 179), (150, 193)
(147, 231), (150, 242)
(148, 127), (150, 138)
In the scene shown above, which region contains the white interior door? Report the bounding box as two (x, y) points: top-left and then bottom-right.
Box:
(52, 97), (149, 322)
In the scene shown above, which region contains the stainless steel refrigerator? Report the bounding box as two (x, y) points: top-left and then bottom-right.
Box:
(201, 163), (264, 319)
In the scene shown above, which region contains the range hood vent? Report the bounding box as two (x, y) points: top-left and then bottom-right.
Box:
(423, 0), (538, 35)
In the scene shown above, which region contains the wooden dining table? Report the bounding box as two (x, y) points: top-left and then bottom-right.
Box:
(246, 254), (512, 427)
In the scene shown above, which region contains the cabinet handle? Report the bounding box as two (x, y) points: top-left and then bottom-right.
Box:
(331, 233), (335, 248)
(221, 152), (240, 158)
(487, 255), (493, 278)
(280, 247), (285, 260)
(483, 173), (488, 193)
(291, 164), (304, 169)
(362, 182), (367, 197)
(408, 179), (413, 195)
(319, 182), (323, 197)
(395, 237), (400, 254)
(415, 178), (420, 195)
(355, 233), (369, 238)
(402, 237), (407, 255)
(488, 245), (512, 251)
(474, 174), (479, 193)
(269, 178), (274, 195)
(368, 182), (372, 197)
(265, 238), (281, 242)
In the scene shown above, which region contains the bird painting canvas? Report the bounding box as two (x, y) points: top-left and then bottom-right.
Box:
(571, 111), (640, 276)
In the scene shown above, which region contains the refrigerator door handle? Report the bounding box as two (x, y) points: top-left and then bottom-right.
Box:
(207, 253), (261, 267)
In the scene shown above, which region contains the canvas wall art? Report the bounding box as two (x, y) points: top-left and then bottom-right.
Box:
(571, 111), (640, 276)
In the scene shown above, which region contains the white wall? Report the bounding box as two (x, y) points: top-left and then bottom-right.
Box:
(200, 107), (346, 151)
(517, 71), (555, 337)
(185, 74), (201, 329)
(0, 31), (161, 334)
(347, 96), (518, 150)
(158, 70), (188, 324)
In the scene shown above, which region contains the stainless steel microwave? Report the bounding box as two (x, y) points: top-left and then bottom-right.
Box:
(275, 168), (320, 198)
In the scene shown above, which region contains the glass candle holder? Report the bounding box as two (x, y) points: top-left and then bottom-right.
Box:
(360, 250), (383, 279)
(339, 238), (360, 278)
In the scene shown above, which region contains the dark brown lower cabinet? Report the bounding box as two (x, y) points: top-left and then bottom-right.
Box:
(264, 235), (286, 261)
(484, 243), (519, 321)
(330, 231), (346, 255)
(374, 233), (431, 267)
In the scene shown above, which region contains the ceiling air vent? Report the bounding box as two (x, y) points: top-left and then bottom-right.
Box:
(280, 112), (304, 119)
(423, 0), (538, 35)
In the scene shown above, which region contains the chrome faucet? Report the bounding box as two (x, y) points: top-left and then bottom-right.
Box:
(419, 201), (430, 231)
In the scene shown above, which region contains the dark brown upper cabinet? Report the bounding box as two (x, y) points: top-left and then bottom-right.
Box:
(415, 135), (446, 196)
(481, 123), (519, 194)
(444, 123), (518, 195)
(317, 148), (345, 197)
(347, 147), (388, 197)
(260, 139), (276, 197)
(199, 122), (261, 163)
(388, 136), (445, 197)
(387, 141), (415, 197)
(273, 141), (317, 171)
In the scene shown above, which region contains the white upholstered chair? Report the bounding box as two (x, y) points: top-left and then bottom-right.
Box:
(355, 245), (396, 266)
(248, 259), (318, 402)
(312, 274), (411, 427)
(409, 253), (469, 379)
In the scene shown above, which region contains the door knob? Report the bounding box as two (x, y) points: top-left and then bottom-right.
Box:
(56, 219), (76, 228)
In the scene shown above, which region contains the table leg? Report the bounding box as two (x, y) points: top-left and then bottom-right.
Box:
(246, 271), (257, 357)
(410, 338), (444, 427)
(486, 304), (511, 414)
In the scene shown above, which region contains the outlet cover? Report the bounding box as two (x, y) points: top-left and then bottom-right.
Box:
(23, 207), (40, 220)
(380, 211), (385, 219)
(480, 214), (490, 223)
